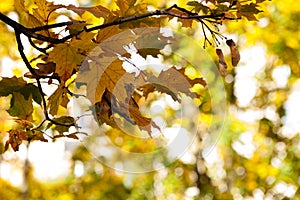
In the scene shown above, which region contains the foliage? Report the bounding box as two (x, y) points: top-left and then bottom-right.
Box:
(1, 0), (300, 200)
(0, 0), (264, 150)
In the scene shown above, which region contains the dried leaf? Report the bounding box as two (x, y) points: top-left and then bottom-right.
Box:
(148, 67), (206, 101)
(216, 48), (228, 76)
(226, 39), (240, 66)
(63, 4), (111, 18)
(48, 32), (96, 81)
(47, 85), (69, 116)
(5, 129), (28, 152)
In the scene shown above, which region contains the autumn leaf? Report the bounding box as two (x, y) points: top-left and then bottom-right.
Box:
(133, 27), (172, 58)
(116, 0), (147, 17)
(47, 116), (75, 134)
(169, 9), (193, 27)
(127, 101), (161, 136)
(48, 32), (96, 82)
(96, 26), (122, 43)
(216, 48), (228, 76)
(148, 67), (206, 101)
(0, 77), (42, 105)
(187, 1), (210, 14)
(24, 62), (56, 78)
(98, 29), (138, 56)
(78, 57), (127, 104)
(47, 85), (69, 116)
(14, 0), (60, 38)
(7, 92), (33, 120)
(5, 129), (28, 152)
(226, 39), (240, 66)
(63, 4), (111, 18)
(28, 130), (48, 142)
(237, 3), (262, 21)
(32, 0), (62, 23)
(94, 90), (159, 136)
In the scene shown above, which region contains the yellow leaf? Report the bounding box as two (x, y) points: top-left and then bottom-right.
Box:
(47, 85), (69, 116)
(77, 57), (135, 104)
(32, 0), (62, 23)
(48, 32), (96, 82)
(0, 0), (14, 12)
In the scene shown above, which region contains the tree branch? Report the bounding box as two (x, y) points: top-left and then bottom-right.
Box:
(0, 3), (231, 132)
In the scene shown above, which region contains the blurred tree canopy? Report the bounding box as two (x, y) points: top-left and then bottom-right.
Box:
(0, 0), (299, 199)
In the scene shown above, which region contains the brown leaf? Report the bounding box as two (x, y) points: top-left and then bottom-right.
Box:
(29, 130), (48, 142)
(48, 32), (96, 82)
(216, 48), (228, 76)
(63, 4), (111, 18)
(148, 67), (206, 101)
(120, 98), (161, 137)
(47, 85), (69, 116)
(226, 39), (240, 66)
(6, 129), (28, 152)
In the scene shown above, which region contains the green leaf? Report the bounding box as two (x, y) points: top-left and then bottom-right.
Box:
(47, 85), (69, 116)
(0, 76), (26, 96)
(187, 1), (210, 14)
(0, 77), (42, 105)
(51, 116), (75, 134)
(237, 3), (262, 21)
(7, 92), (33, 120)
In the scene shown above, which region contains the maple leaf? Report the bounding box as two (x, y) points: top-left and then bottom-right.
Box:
(94, 90), (159, 137)
(115, 0), (147, 17)
(126, 101), (161, 136)
(5, 129), (28, 152)
(24, 62), (56, 78)
(0, 76), (42, 105)
(46, 116), (75, 134)
(169, 9), (194, 27)
(63, 4), (111, 18)
(133, 27), (172, 58)
(48, 32), (96, 82)
(14, 0), (60, 38)
(28, 130), (48, 142)
(47, 85), (69, 116)
(8, 92), (33, 120)
(237, 3), (262, 21)
(148, 67), (206, 101)
(32, 0), (62, 23)
(96, 25), (123, 43)
(98, 29), (138, 56)
(77, 56), (136, 104)
(187, 1), (210, 14)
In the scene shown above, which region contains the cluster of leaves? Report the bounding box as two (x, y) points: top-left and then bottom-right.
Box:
(0, 0), (266, 152)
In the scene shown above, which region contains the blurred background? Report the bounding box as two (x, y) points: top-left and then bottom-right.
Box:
(0, 0), (299, 199)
